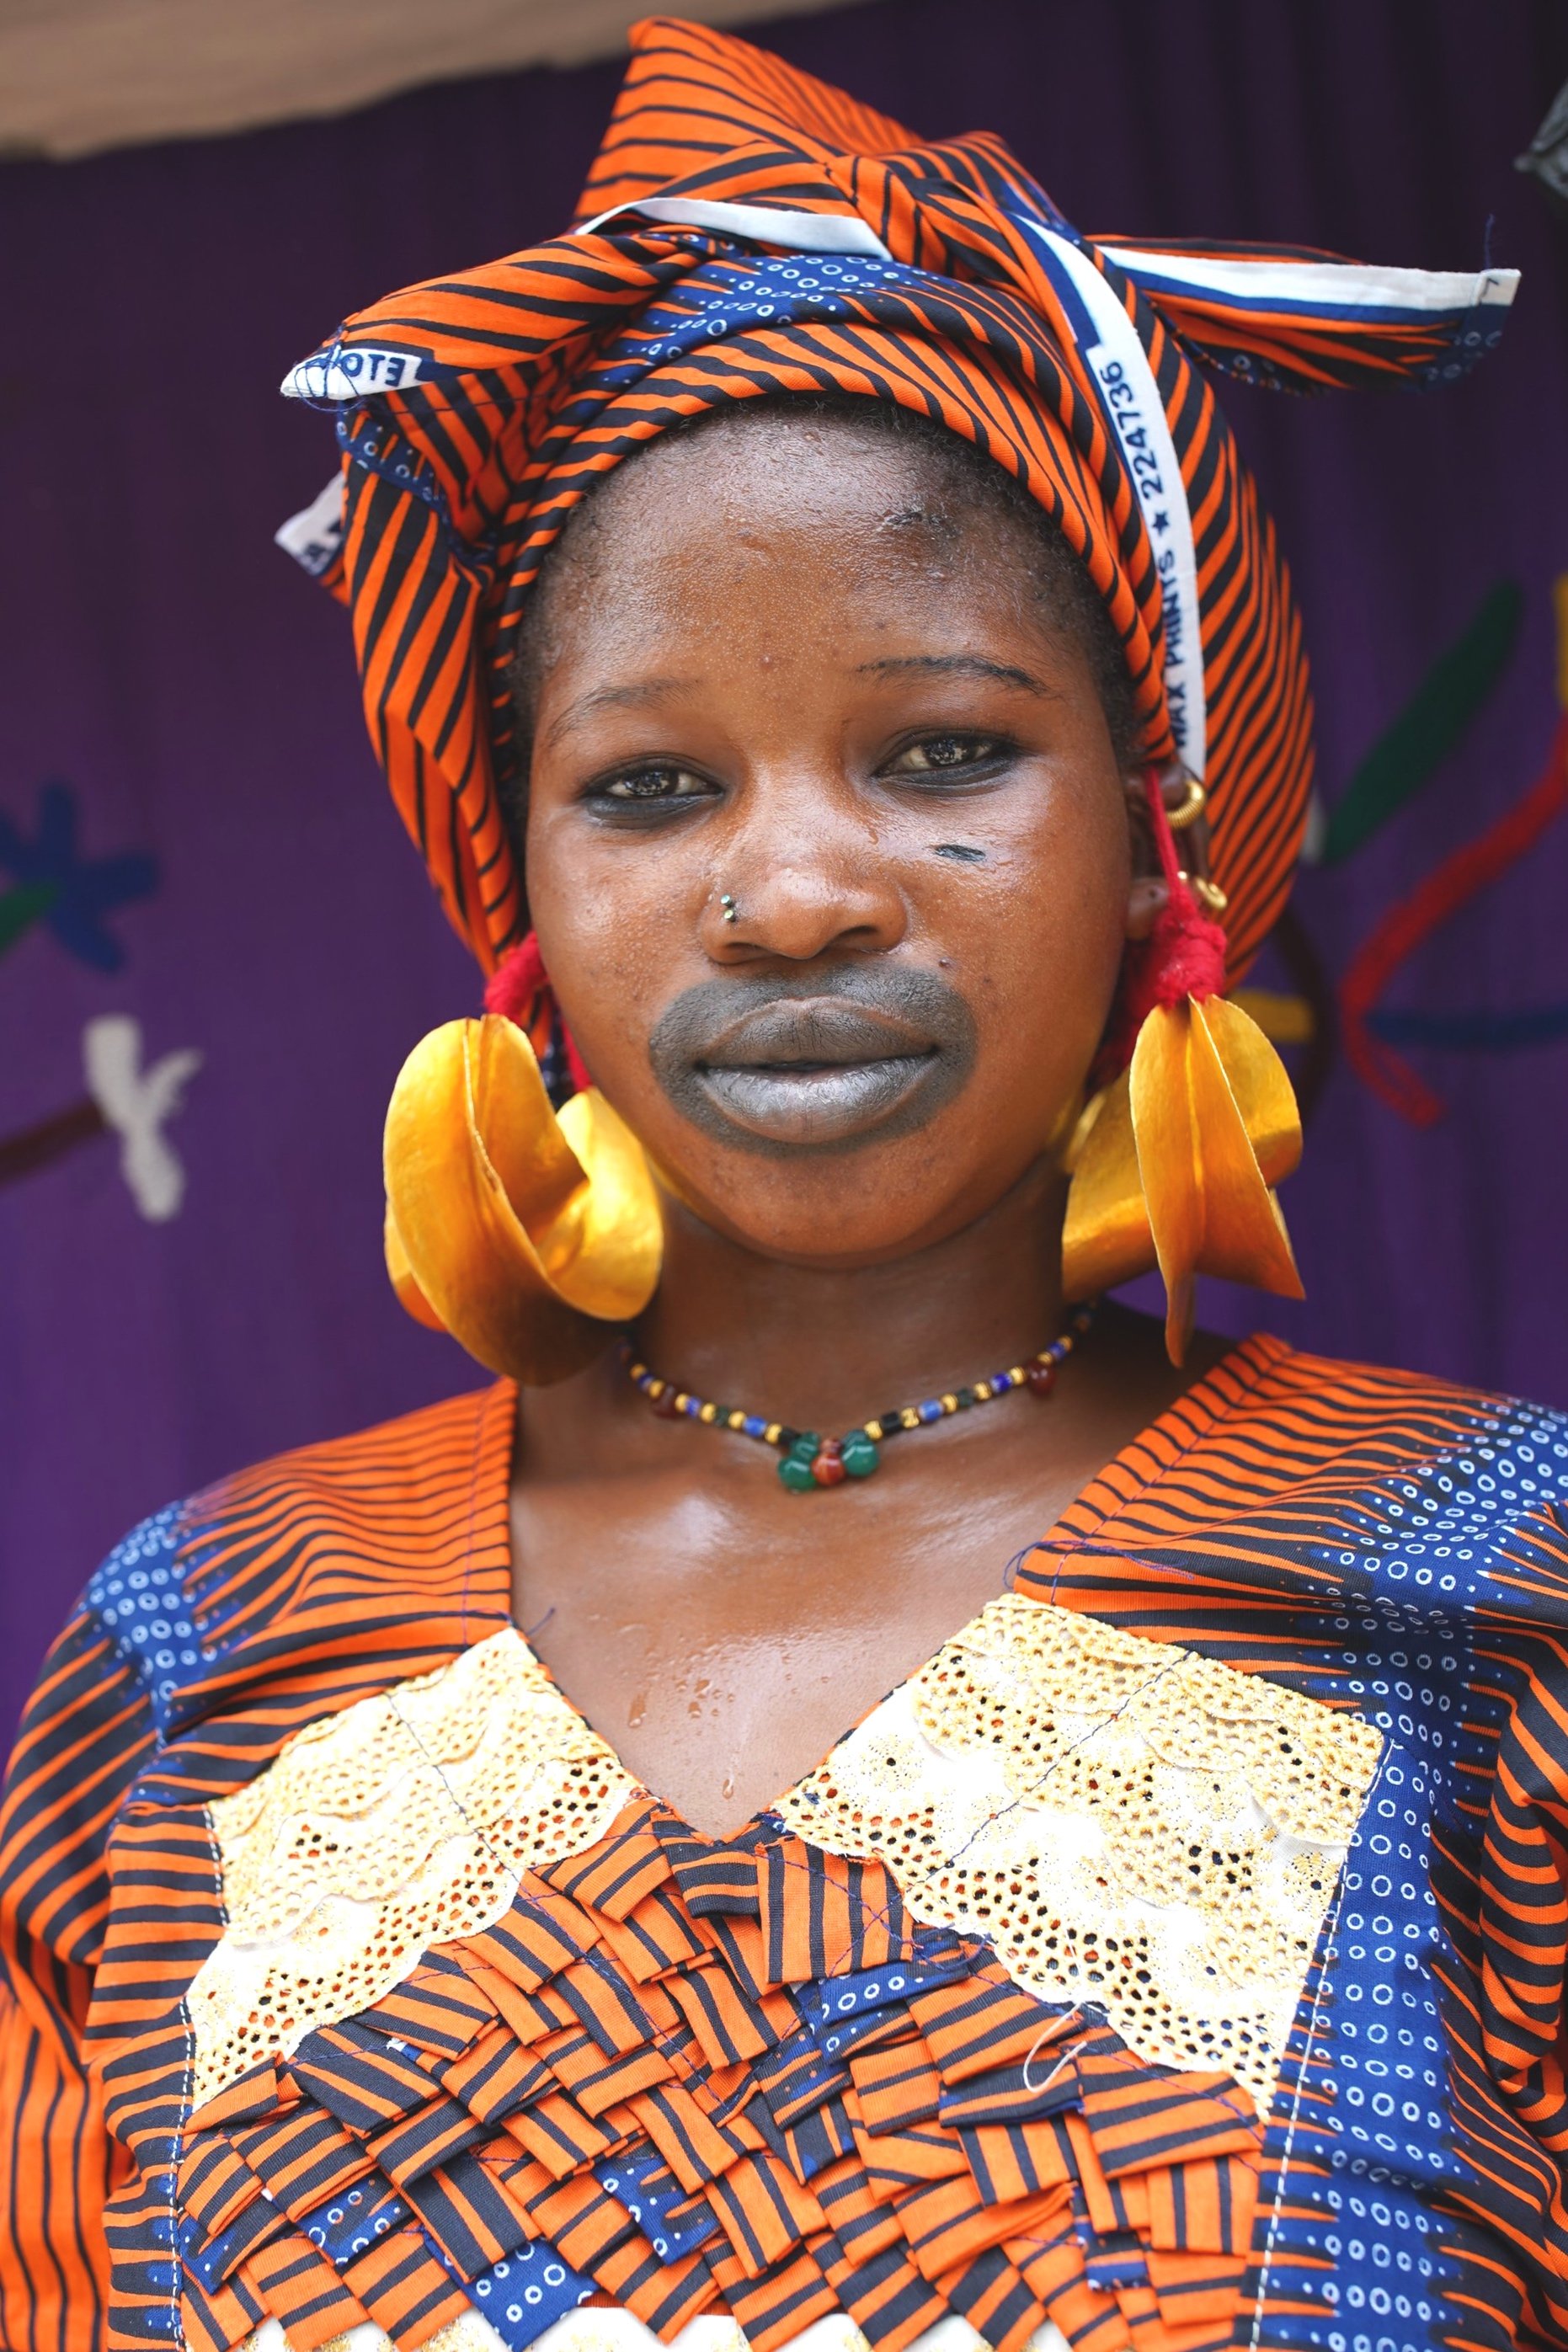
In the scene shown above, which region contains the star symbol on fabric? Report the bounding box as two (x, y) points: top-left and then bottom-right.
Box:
(0, 780), (158, 972)
(1151, 509), (1171, 535)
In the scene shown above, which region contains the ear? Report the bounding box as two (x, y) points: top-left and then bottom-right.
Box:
(1123, 760), (1213, 941)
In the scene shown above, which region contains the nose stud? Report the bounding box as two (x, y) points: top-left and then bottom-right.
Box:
(719, 893), (739, 925)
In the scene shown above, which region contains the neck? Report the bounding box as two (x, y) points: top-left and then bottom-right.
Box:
(632, 1160), (1069, 1432)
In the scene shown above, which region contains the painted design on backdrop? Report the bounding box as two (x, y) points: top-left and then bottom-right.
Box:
(0, 776), (201, 1218)
(1237, 572), (1568, 1127)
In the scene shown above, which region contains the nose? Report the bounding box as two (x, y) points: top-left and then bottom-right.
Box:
(700, 770), (909, 963)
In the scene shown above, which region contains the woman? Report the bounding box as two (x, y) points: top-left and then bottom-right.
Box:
(0, 21), (1550, 2352)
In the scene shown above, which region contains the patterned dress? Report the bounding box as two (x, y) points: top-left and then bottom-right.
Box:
(3, 1337), (1568, 2352)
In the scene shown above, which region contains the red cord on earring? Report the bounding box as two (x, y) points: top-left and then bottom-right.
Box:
(1096, 769), (1229, 1079)
(484, 933), (594, 1094)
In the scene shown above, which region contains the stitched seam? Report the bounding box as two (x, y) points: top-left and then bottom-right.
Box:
(1245, 1755), (1364, 2351)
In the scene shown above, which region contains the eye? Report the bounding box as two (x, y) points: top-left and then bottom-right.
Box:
(886, 733), (1008, 777)
(587, 761), (717, 805)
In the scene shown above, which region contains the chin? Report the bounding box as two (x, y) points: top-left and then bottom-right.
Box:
(662, 1164), (1032, 1270)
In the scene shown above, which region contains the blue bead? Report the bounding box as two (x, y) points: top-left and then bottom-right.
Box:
(918, 1400), (944, 1425)
(682, 1397), (701, 1417)
(743, 1415), (769, 1440)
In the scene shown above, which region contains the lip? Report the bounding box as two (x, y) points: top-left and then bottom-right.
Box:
(648, 970), (978, 1157)
(693, 1053), (938, 1144)
(691, 999), (941, 1144)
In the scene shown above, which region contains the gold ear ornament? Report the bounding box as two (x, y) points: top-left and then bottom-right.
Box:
(382, 1010), (662, 1385)
(1062, 772), (1304, 1364)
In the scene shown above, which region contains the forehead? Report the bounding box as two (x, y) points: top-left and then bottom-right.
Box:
(547, 410), (1018, 590)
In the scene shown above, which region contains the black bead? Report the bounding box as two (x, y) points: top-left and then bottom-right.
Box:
(776, 1427), (801, 1452)
(877, 1411), (906, 1437)
(956, 1386), (977, 1408)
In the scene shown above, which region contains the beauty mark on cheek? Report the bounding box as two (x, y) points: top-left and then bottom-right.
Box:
(933, 844), (988, 863)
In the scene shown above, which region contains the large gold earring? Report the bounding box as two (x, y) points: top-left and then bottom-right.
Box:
(382, 1014), (663, 1384)
(1062, 772), (1304, 1364)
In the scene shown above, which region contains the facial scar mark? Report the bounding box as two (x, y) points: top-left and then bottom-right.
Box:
(933, 843), (987, 863)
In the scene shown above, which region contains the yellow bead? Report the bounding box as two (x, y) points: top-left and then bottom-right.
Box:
(1007, 1367), (1026, 1384)
(728, 1410), (746, 1431)
(865, 1420), (884, 1441)
(675, 1393), (691, 1414)
(973, 1381), (992, 1401)
(941, 1393), (958, 1413)
(699, 1402), (718, 1424)
(900, 1407), (920, 1430)
(764, 1422), (782, 1445)
(648, 1379), (665, 1399)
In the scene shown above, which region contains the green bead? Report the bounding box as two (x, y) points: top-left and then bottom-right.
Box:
(778, 1454), (819, 1492)
(841, 1433), (880, 1479)
(787, 1432), (820, 1464)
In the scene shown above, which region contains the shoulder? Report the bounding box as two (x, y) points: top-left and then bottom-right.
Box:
(84, 1379), (516, 1751)
(1049, 1331), (1568, 1601)
(1154, 1329), (1566, 1495)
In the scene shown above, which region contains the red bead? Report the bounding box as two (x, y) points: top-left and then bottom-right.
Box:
(811, 1451), (848, 1486)
(651, 1391), (682, 1418)
(1026, 1363), (1058, 1398)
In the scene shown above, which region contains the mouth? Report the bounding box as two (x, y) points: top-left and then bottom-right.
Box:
(692, 1002), (943, 1145)
(649, 973), (978, 1157)
(694, 1051), (939, 1143)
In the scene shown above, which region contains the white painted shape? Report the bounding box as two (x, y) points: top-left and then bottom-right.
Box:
(83, 1016), (201, 1223)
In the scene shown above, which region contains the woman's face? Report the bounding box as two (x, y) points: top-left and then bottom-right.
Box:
(524, 413), (1141, 1268)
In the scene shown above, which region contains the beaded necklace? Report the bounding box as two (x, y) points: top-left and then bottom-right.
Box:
(623, 1302), (1098, 1490)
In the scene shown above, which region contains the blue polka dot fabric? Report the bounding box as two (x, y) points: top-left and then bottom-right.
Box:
(84, 1501), (205, 1737)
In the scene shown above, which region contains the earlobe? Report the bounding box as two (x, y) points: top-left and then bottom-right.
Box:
(1125, 874), (1168, 943)
(1125, 762), (1221, 937)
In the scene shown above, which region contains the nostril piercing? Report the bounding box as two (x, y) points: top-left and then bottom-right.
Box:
(719, 893), (739, 925)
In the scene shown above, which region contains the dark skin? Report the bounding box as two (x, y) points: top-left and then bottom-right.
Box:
(511, 412), (1224, 1840)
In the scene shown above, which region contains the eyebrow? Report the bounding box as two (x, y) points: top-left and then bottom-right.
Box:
(541, 676), (694, 749)
(856, 653), (1062, 697)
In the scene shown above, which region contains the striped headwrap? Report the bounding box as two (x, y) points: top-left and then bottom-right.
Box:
(280, 15), (1516, 1002)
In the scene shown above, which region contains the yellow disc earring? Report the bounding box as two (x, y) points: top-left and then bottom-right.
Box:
(381, 939), (663, 1385)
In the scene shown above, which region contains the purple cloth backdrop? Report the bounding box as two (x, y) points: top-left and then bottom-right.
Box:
(2, 0), (1566, 1737)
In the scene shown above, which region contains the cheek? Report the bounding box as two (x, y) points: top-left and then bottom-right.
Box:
(525, 815), (696, 1091)
(938, 795), (1130, 1100)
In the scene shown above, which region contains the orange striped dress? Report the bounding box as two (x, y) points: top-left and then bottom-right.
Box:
(3, 1337), (1567, 2352)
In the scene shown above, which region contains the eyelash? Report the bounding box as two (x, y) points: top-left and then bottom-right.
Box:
(888, 733), (1008, 778)
(582, 732), (1013, 814)
(589, 763), (712, 806)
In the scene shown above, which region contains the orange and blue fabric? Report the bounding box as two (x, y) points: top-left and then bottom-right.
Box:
(276, 14), (1516, 1025)
(3, 1342), (1568, 2352)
